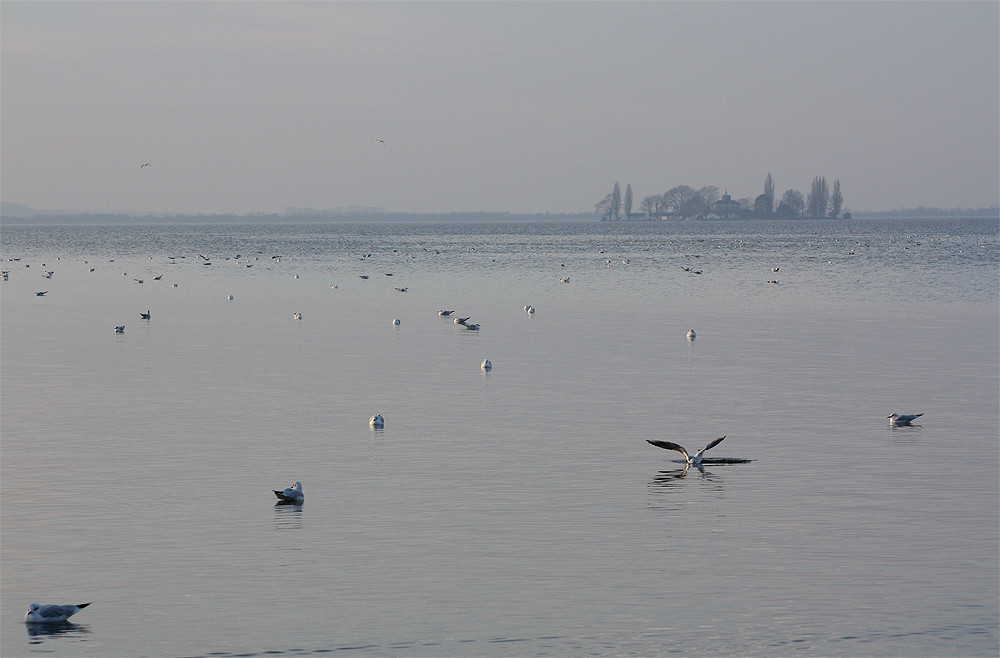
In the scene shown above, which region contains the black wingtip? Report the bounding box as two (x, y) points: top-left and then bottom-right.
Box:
(76, 602), (92, 609)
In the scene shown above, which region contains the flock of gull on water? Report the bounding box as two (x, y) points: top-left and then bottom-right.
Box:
(7, 253), (924, 625)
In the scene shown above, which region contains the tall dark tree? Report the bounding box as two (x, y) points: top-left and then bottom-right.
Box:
(623, 183), (633, 220)
(763, 173), (774, 216)
(807, 176), (829, 218)
(777, 189), (804, 218)
(611, 182), (622, 220)
(753, 194), (771, 217)
(828, 179), (843, 218)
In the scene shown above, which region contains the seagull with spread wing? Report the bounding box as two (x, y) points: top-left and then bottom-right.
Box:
(647, 436), (726, 466)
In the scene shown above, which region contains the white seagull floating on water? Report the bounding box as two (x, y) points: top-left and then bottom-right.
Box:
(370, 414), (384, 428)
(888, 412), (923, 426)
(687, 329), (696, 340)
(25, 602), (91, 623)
(481, 358), (492, 371)
(273, 481), (304, 503)
(438, 310), (454, 316)
(114, 325), (125, 334)
(647, 436), (726, 466)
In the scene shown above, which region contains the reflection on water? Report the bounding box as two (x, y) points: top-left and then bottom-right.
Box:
(273, 501), (303, 531)
(26, 621), (90, 643)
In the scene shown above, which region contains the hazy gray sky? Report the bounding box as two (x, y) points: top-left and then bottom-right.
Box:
(2, 1), (997, 215)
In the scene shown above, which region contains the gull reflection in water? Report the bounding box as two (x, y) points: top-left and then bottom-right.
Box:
(26, 621), (91, 643)
(652, 462), (718, 484)
(274, 500), (304, 531)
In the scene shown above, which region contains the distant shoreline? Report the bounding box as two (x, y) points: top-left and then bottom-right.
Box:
(1, 207), (996, 226)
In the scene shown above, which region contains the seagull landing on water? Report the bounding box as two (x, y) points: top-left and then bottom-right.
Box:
(888, 413), (923, 426)
(25, 602), (91, 623)
(647, 436), (726, 466)
(273, 481), (304, 503)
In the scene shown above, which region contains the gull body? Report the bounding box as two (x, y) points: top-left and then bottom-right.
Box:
(454, 316), (470, 325)
(293, 313), (302, 320)
(35, 291), (48, 296)
(888, 412), (923, 426)
(370, 414), (384, 429)
(687, 329), (696, 340)
(114, 325), (125, 334)
(647, 436), (726, 466)
(481, 359), (492, 371)
(25, 602), (91, 623)
(438, 310), (454, 316)
(140, 310), (151, 320)
(273, 481), (304, 503)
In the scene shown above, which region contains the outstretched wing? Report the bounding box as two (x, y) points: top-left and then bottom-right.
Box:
(646, 440), (689, 459)
(701, 436), (726, 453)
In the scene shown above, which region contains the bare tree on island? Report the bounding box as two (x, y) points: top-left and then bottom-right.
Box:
(807, 176), (829, 218)
(640, 194), (661, 219)
(595, 181), (623, 220)
(828, 180), (843, 218)
(777, 189), (805, 218)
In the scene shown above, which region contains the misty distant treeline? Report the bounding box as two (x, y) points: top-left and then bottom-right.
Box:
(2, 200), (996, 226)
(0, 202), (592, 225)
(596, 173), (849, 220)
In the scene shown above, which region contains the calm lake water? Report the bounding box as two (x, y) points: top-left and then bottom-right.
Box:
(2, 218), (998, 657)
